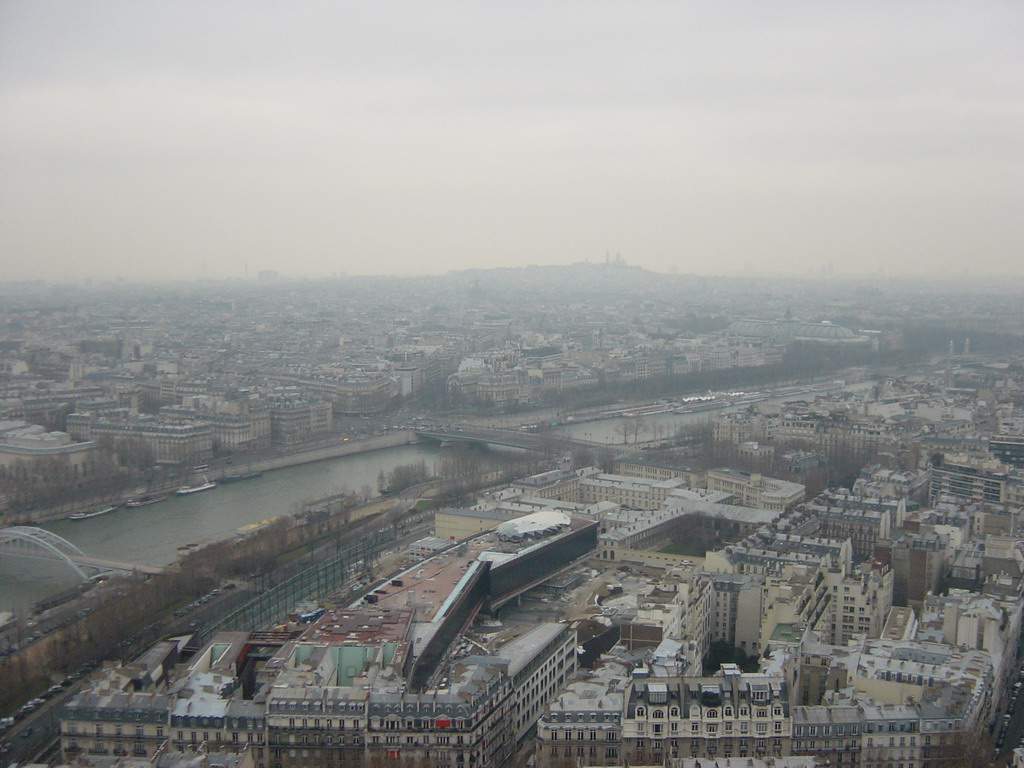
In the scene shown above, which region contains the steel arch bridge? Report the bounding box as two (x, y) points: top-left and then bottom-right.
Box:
(0, 525), (95, 580)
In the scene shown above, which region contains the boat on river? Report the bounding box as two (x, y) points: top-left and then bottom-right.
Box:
(125, 494), (168, 508)
(69, 505), (118, 521)
(176, 477), (217, 496)
(220, 471), (263, 483)
(674, 395), (726, 414)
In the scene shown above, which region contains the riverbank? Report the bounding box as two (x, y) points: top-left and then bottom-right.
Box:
(0, 476), (424, 715)
(4, 431), (420, 526)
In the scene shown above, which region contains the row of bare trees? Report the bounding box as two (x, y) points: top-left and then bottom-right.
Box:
(0, 502), (360, 713)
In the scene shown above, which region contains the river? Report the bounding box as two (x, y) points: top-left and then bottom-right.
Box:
(551, 379), (875, 445)
(0, 443), (441, 615)
(0, 377), (874, 615)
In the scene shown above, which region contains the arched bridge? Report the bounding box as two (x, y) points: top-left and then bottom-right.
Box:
(0, 526), (167, 581)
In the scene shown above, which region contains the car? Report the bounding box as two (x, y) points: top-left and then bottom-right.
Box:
(21, 727), (33, 738)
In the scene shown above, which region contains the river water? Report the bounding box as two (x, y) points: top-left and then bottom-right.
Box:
(1, 378), (873, 615)
(552, 379), (873, 445)
(0, 444), (441, 615)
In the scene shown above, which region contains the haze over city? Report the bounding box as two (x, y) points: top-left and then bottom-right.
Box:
(2, 1), (1022, 283)
(9, 3), (1024, 766)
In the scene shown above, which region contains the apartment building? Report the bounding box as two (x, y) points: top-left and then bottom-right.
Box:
(265, 397), (332, 445)
(536, 657), (629, 767)
(873, 532), (948, 609)
(818, 562), (893, 647)
(62, 691), (172, 760)
(66, 411), (212, 466)
(160, 406), (271, 452)
(929, 453), (1009, 504)
(810, 504), (892, 562)
(621, 667), (792, 764)
(790, 705), (863, 768)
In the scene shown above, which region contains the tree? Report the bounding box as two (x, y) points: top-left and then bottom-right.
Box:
(570, 447), (594, 469)
(940, 724), (995, 767)
(703, 640), (759, 674)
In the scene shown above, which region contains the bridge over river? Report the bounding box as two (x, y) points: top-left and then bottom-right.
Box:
(0, 526), (168, 581)
(414, 426), (607, 453)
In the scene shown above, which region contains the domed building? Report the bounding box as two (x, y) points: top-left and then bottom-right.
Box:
(724, 317), (869, 347)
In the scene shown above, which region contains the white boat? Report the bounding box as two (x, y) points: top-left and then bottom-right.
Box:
(176, 477), (217, 495)
(125, 494), (168, 508)
(69, 505), (118, 521)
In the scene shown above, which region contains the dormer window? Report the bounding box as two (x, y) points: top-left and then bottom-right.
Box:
(636, 707), (645, 717)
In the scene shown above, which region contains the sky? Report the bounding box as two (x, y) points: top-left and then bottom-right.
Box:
(1, 2), (1022, 282)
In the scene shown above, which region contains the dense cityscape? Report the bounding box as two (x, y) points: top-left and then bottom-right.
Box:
(4, 0), (1021, 765)
(1, 268), (1024, 768)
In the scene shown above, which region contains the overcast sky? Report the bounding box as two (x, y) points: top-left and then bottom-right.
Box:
(1, 2), (1021, 282)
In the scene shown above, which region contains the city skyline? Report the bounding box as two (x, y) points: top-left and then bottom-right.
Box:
(2, 1), (1022, 282)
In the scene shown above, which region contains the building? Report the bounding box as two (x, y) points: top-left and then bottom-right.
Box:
(265, 396), (332, 446)
(818, 562), (893, 647)
(61, 518), (597, 768)
(990, 433), (1024, 469)
(705, 469), (805, 512)
(0, 419), (98, 485)
(621, 666), (792, 764)
(66, 412), (212, 466)
(874, 532), (948, 609)
(580, 473), (687, 510)
(810, 504), (892, 562)
(930, 454), (1009, 504)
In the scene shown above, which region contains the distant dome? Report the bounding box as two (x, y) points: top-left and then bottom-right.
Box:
(726, 318), (861, 343)
(725, 320), (794, 339)
(793, 322), (857, 340)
